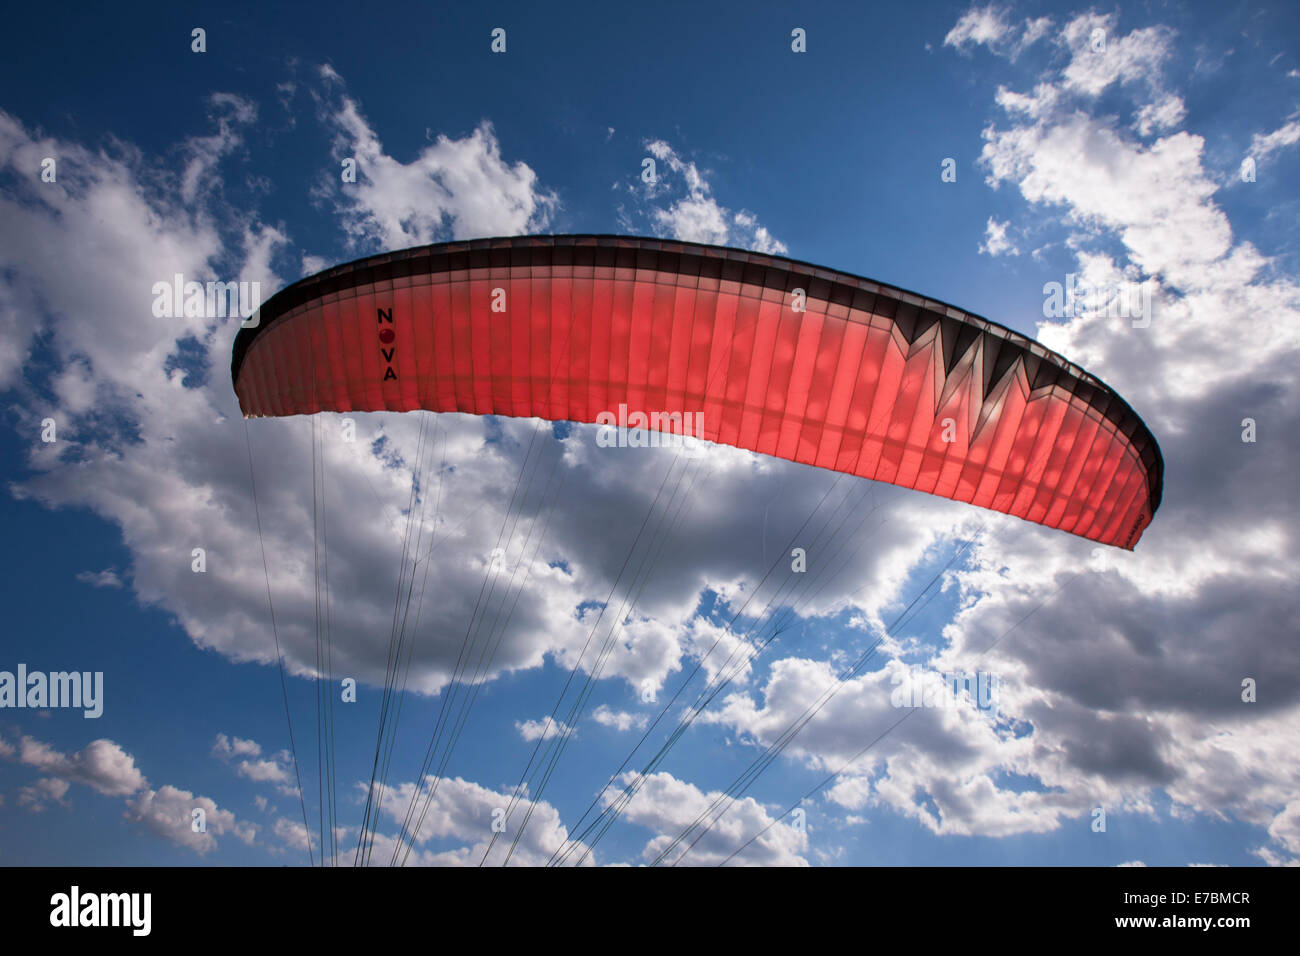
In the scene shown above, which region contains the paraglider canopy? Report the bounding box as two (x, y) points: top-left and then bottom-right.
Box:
(232, 234), (1162, 549)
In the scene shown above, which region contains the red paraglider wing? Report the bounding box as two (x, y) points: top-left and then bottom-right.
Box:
(232, 235), (1162, 549)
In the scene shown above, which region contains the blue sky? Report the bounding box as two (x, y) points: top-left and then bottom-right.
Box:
(1, 0), (1298, 866)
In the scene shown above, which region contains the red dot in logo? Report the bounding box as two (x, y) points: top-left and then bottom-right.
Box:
(379, 328), (395, 344)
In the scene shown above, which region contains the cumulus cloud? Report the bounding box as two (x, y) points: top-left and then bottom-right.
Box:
(16, 736), (147, 797)
(605, 770), (808, 866)
(5, 733), (253, 854)
(1134, 96), (1187, 136)
(981, 114), (1233, 297)
(179, 93), (258, 205)
(1058, 15), (1177, 97)
(4, 29), (1296, 869)
(979, 217), (1019, 256)
(126, 784), (254, 854)
(0, 90), (821, 734)
(367, 774), (592, 866)
(312, 72), (558, 249)
(213, 735), (298, 794)
(951, 8), (1186, 135)
(515, 718), (572, 743)
(1250, 117), (1300, 164)
(300, 253), (330, 276)
(212, 733), (262, 759)
(591, 704), (647, 732)
(667, 6), (1300, 866)
(0, 77), (940, 731)
(799, 8), (1300, 862)
(945, 6), (1014, 51)
(236, 757), (292, 787)
(272, 815), (313, 854)
(944, 6), (1052, 61)
(629, 140), (787, 254)
(18, 777), (70, 812)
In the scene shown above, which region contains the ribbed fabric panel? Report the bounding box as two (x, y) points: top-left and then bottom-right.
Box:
(233, 237), (1161, 549)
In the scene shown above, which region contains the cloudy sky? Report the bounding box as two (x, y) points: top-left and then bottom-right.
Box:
(1, 1), (1297, 866)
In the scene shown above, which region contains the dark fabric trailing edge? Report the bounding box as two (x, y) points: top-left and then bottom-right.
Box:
(231, 234), (1163, 517)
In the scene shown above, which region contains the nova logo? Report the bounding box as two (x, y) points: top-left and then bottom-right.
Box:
(378, 307), (397, 381)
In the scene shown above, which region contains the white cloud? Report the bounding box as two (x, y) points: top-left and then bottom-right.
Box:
(314, 80), (558, 248)
(850, 7), (1300, 863)
(981, 116), (1235, 296)
(591, 704), (647, 732)
(1059, 15), (1177, 97)
(654, 195), (729, 246)
(944, 6), (1052, 61)
(127, 784), (250, 854)
(0, 95), (825, 719)
(994, 82), (1061, 121)
(945, 6), (1014, 53)
(630, 8), (1300, 865)
(979, 217), (1019, 256)
(605, 770), (808, 866)
(515, 717), (572, 742)
(634, 140), (788, 254)
(179, 94), (258, 205)
(213, 736), (296, 794)
(0, 76), (923, 748)
(76, 568), (123, 589)
(16, 736), (147, 797)
(212, 733), (262, 759)
(272, 815), (313, 854)
(368, 774), (592, 866)
(300, 253), (329, 276)
(18, 777), (70, 812)
(236, 758), (291, 786)
(1264, 801), (1300, 858)
(4, 36), (1297, 868)
(1134, 96), (1187, 136)
(7, 733), (254, 854)
(1250, 117), (1300, 164)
